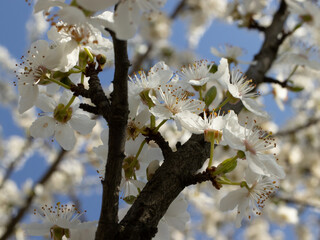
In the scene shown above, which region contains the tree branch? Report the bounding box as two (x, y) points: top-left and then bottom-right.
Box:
(275, 118), (320, 136)
(263, 77), (288, 87)
(0, 149), (66, 240)
(95, 30), (130, 240)
(222, 0), (289, 114)
(118, 134), (210, 240)
(71, 64), (111, 122)
(116, 2), (291, 239)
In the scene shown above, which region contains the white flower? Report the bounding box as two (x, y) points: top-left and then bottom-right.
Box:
(223, 115), (285, 179)
(272, 83), (288, 111)
(114, 0), (167, 40)
(23, 203), (97, 238)
(220, 170), (280, 228)
(128, 61), (173, 115)
(179, 60), (214, 87)
(286, 0), (320, 26)
(176, 110), (238, 146)
(211, 44), (251, 65)
(15, 40), (68, 113)
(150, 84), (205, 120)
(224, 68), (268, 117)
(30, 91), (96, 150)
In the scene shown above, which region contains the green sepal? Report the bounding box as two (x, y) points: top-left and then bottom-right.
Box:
(215, 156), (238, 175)
(209, 64), (218, 74)
(60, 77), (74, 87)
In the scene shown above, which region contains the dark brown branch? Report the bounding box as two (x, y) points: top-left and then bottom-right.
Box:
(263, 77), (288, 88)
(95, 30), (130, 240)
(71, 65), (111, 122)
(222, 0), (289, 114)
(118, 134), (210, 240)
(246, 0), (289, 86)
(247, 19), (266, 32)
(184, 167), (221, 190)
(144, 130), (172, 159)
(170, 0), (187, 20)
(0, 149), (66, 240)
(79, 103), (99, 115)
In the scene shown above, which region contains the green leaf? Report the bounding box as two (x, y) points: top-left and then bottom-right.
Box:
(287, 85), (304, 92)
(204, 86), (217, 107)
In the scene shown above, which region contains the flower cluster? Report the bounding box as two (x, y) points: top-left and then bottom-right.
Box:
(17, 0), (287, 238)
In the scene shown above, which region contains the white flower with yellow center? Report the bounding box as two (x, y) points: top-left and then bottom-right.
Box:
(224, 68), (268, 117)
(224, 115), (285, 179)
(23, 203), (97, 239)
(15, 40), (67, 114)
(150, 84), (205, 121)
(220, 170), (280, 228)
(180, 60), (214, 87)
(30, 91), (96, 150)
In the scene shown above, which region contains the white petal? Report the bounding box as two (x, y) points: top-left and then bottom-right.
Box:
(213, 58), (230, 87)
(35, 94), (56, 112)
(22, 222), (52, 236)
(59, 90), (73, 105)
(70, 114), (96, 135)
(258, 154), (286, 179)
(220, 188), (247, 211)
(244, 168), (260, 185)
(246, 152), (268, 176)
(148, 61), (173, 85)
(114, 1), (140, 40)
(175, 111), (204, 134)
(100, 129), (109, 145)
(242, 98), (269, 118)
(55, 123), (76, 150)
(228, 83), (241, 98)
(93, 145), (108, 160)
(30, 116), (55, 138)
(150, 105), (173, 120)
(18, 85), (39, 114)
(223, 128), (245, 151)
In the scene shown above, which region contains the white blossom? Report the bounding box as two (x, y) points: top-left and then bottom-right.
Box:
(22, 203), (97, 238)
(150, 84), (205, 120)
(30, 91), (96, 150)
(220, 170), (280, 228)
(224, 115), (285, 178)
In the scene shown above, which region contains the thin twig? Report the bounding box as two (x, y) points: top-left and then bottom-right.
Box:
(263, 77), (288, 88)
(275, 118), (320, 136)
(0, 149), (66, 240)
(0, 137), (33, 190)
